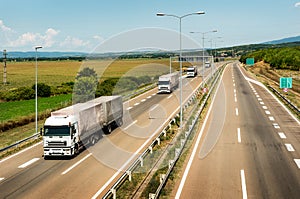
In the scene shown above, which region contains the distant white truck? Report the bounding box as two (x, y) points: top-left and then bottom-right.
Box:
(158, 72), (179, 93)
(42, 96), (123, 158)
(186, 66), (198, 77)
(205, 61), (211, 68)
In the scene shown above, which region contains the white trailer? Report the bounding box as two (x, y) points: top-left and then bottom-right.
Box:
(158, 72), (179, 93)
(42, 96), (123, 158)
(186, 66), (197, 77)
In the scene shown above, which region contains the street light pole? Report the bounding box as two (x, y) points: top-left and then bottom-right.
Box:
(190, 30), (217, 87)
(157, 11), (205, 132)
(35, 46), (42, 134)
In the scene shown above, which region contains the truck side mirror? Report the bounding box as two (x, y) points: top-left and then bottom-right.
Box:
(40, 128), (43, 136)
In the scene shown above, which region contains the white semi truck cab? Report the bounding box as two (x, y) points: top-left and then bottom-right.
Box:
(42, 96), (123, 158)
(43, 115), (78, 156)
(186, 66), (197, 77)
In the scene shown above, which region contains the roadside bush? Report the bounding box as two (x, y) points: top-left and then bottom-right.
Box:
(1, 87), (35, 101)
(32, 83), (51, 97)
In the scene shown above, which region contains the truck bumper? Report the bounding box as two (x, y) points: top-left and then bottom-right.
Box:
(44, 147), (73, 156)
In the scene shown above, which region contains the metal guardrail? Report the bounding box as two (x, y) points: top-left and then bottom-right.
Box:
(151, 64), (223, 199)
(0, 133), (40, 153)
(102, 64), (225, 199)
(268, 85), (300, 116)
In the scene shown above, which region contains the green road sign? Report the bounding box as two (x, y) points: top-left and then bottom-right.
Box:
(280, 77), (292, 88)
(246, 58), (254, 66)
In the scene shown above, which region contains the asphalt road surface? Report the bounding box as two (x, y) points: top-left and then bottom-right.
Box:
(0, 64), (217, 199)
(174, 62), (300, 199)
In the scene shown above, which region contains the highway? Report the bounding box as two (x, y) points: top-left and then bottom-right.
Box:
(174, 62), (300, 198)
(0, 64), (215, 198)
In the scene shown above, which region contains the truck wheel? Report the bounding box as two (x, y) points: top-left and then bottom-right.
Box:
(105, 125), (112, 134)
(90, 135), (97, 146)
(117, 118), (123, 126)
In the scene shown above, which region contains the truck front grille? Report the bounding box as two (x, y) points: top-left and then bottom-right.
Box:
(48, 141), (67, 147)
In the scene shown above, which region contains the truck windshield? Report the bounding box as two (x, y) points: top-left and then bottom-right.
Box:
(44, 126), (70, 136)
(187, 68), (195, 72)
(159, 81), (170, 85)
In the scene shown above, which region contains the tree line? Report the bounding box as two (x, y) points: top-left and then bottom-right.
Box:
(240, 46), (300, 70)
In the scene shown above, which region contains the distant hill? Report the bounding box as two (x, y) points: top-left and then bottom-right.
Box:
(263, 35), (300, 45)
(6, 51), (87, 58)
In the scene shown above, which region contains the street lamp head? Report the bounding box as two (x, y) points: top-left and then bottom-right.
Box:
(35, 46), (42, 50)
(156, 13), (166, 16)
(195, 11), (205, 15)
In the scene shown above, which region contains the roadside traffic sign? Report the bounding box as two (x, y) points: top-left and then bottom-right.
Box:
(280, 77), (292, 89)
(246, 58), (255, 66)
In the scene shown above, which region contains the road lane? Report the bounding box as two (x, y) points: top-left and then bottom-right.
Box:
(175, 62), (300, 198)
(0, 64), (217, 198)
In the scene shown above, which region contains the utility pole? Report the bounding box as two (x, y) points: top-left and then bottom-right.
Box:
(3, 50), (7, 85)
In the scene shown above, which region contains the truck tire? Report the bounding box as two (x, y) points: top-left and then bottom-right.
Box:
(104, 124), (112, 134)
(90, 135), (97, 146)
(117, 118), (123, 126)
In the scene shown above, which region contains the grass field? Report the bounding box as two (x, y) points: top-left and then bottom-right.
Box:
(0, 58), (173, 92)
(0, 94), (72, 123)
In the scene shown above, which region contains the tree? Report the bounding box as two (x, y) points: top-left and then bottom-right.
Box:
(73, 67), (98, 103)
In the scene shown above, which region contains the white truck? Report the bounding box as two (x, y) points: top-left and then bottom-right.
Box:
(158, 72), (179, 93)
(186, 66), (198, 77)
(42, 96), (123, 158)
(205, 61), (211, 68)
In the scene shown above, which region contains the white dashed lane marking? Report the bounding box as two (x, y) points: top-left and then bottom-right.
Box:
(285, 144), (295, 152)
(278, 132), (287, 139)
(265, 111), (271, 115)
(134, 102), (140, 106)
(127, 107), (133, 110)
(18, 158), (40, 169)
(0, 177), (4, 182)
(294, 159), (300, 169)
(269, 116), (275, 121)
(141, 99), (146, 102)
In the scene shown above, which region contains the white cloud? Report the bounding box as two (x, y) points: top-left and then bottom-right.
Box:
(0, 20), (13, 32)
(42, 28), (60, 47)
(9, 32), (39, 47)
(295, 2), (300, 7)
(93, 35), (104, 42)
(60, 36), (90, 50)
(8, 28), (59, 48)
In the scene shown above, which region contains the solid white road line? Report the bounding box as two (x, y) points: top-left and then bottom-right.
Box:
(175, 66), (226, 199)
(123, 120), (137, 131)
(61, 153), (92, 175)
(237, 128), (241, 143)
(18, 158), (40, 169)
(294, 159), (300, 169)
(278, 132), (287, 139)
(236, 108), (239, 116)
(285, 144), (295, 152)
(240, 169), (248, 199)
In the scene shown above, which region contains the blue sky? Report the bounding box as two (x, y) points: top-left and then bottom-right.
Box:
(0, 0), (299, 52)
